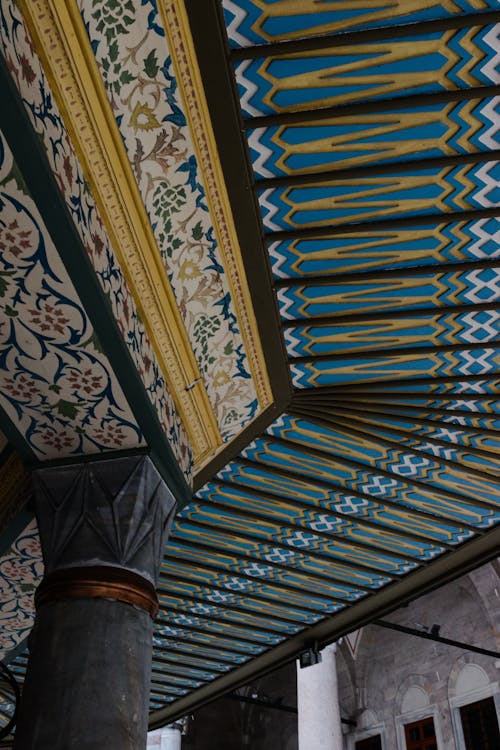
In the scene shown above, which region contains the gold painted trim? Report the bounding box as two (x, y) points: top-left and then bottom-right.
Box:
(17, 0), (222, 464)
(159, 0), (273, 412)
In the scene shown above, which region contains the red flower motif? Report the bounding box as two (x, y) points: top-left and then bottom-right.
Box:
(40, 428), (75, 452)
(3, 374), (39, 401)
(66, 368), (104, 395)
(19, 53), (35, 85)
(62, 155), (73, 186)
(93, 233), (104, 256)
(29, 302), (70, 335)
(0, 219), (33, 258)
(93, 422), (126, 446)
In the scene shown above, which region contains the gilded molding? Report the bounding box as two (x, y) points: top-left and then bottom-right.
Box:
(17, 0), (222, 464)
(159, 0), (273, 412)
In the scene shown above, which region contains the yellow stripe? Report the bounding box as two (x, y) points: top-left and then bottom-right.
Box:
(159, 0), (273, 415)
(18, 0), (222, 464)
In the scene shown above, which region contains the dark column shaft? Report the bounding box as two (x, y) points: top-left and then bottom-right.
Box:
(15, 600), (152, 748)
(13, 455), (177, 750)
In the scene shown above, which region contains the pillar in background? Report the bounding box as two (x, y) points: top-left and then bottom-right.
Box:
(13, 455), (177, 750)
(148, 723), (183, 749)
(297, 643), (343, 750)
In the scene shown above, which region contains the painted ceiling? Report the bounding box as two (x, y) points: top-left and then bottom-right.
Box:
(0, 0), (499, 731)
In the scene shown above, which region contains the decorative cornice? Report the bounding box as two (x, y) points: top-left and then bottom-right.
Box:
(17, 0), (222, 465)
(159, 0), (273, 414)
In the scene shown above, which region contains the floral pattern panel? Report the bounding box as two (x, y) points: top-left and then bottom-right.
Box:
(0, 518), (42, 659)
(0, 129), (144, 457)
(77, 0), (259, 442)
(0, 0), (192, 480)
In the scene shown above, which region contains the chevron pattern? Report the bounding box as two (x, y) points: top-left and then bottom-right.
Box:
(259, 161), (500, 230)
(127, 1), (498, 719)
(269, 219), (500, 278)
(249, 97), (500, 178)
(236, 23), (500, 117)
(224, 0), (499, 47)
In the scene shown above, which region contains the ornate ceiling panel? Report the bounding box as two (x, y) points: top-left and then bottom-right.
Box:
(223, 0), (500, 46)
(0, 519), (41, 661)
(145, 0), (500, 723)
(0, 0), (192, 481)
(11, 0), (273, 468)
(0, 128), (146, 457)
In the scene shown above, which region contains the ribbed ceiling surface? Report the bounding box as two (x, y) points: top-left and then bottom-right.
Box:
(143, 0), (500, 718)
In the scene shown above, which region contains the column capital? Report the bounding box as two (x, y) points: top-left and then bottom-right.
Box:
(34, 454), (176, 585)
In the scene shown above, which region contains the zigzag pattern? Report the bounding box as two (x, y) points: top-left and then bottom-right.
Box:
(196, 481), (441, 561)
(152, 633), (250, 663)
(345, 403), (500, 432)
(269, 220), (500, 279)
(270, 409), (497, 459)
(175, 519), (389, 587)
(162, 578), (319, 622)
(160, 590), (298, 634)
(167, 581), (334, 619)
(167, 534), (361, 600)
(290, 346), (500, 388)
(219, 456), (496, 531)
(224, 1), (499, 47)
(259, 161), (500, 230)
(249, 97), (500, 178)
(242, 435), (500, 509)
(236, 24), (500, 117)
(277, 267), (500, 320)
(204, 477), (468, 547)
(283, 309), (500, 357)
(222, 0), (263, 48)
(163, 605), (282, 644)
(349, 378), (500, 395)
(156, 621), (266, 652)
(181, 501), (413, 573)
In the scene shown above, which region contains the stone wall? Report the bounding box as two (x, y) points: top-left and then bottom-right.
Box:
(339, 561), (500, 750)
(168, 561), (500, 749)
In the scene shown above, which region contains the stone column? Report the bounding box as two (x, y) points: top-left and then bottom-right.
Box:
(13, 455), (177, 750)
(148, 723), (183, 749)
(297, 643), (343, 750)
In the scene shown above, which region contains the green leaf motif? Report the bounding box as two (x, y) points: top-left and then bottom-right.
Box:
(109, 40), (119, 62)
(4, 305), (18, 317)
(144, 50), (159, 79)
(192, 221), (203, 241)
(120, 70), (135, 86)
(0, 272), (13, 298)
(55, 400), (79, 420)
(81, 331), (105, 354)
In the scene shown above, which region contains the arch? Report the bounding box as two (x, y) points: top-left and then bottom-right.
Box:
(395, 674), (432, 716)
(401, 686), (430, 715)
(448, 655), (495, 702)
(455, 664), (489, 696)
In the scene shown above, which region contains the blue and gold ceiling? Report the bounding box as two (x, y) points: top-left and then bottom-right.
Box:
(0, 0), (499, 731)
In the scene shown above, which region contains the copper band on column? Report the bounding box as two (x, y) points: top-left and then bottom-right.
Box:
(35, 566), (159, 619)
